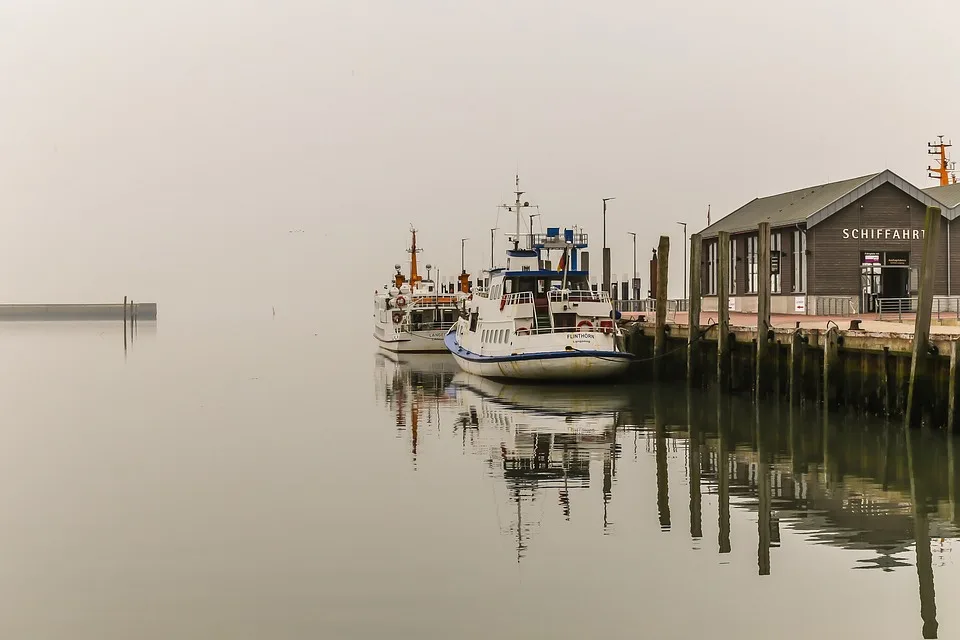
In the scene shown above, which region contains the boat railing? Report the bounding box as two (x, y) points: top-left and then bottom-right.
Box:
(547, 289), (610, 303)
(503, 292), (535, 305)
(407, 295), (461, 308)
(402, 320), (458, 332)
(519, 322), (617, 336)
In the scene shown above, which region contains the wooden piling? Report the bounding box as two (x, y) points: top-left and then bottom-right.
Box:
(789, 330), (802, 405)
(907, 206), (943, 427)
(949, 339), (959, 432)
(881, 347), (891, 417)
(823, 327), (840, 407)
(717, 231), (731, 389)
(687, 233), (702, 387)
(654, 235), (670, 378)
(756, 222), (772, 397)
(123, 295), (128, 326)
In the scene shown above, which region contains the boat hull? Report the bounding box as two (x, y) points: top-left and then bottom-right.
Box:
(375, 328), (449, 353)
(444, 329), (631, 380)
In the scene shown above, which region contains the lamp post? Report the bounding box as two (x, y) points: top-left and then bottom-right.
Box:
(676, 221), (688, 299)
(602, 197), (615, 295)
(460, 238), (469, 273)
(627, 232), (637, 300)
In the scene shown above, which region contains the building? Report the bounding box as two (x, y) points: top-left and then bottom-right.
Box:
(698, 170), (960, 314)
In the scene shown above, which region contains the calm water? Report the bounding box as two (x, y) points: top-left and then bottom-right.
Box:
(3, 309), (960, 639)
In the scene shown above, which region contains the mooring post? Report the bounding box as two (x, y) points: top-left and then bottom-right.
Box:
(789, 330), (803, 405)
(949, 339), (959, 432)
(717, 231), (731, 390)
(687, 233), (703, 387)
(906, 206), (942, 427)
(756, 222), (772, 397)
(881, 347), (891, 417)
(654, 235), (670, 379)
(823, 327), (840, 408)
(717, 394), (731, 554)
(123, 295), (128, 327)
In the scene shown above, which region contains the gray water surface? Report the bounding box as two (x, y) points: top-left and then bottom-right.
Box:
(2, 315), (958, 639)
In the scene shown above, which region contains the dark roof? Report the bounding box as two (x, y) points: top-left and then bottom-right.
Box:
(700, 170), (959, 238)
(923, 182), (960, 208)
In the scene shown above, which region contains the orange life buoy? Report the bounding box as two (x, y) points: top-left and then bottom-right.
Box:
(515, 326), (529, 336)
(395, 295), (407, 308)
(577, 320), (594, 330)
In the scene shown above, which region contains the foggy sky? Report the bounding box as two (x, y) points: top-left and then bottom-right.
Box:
(2, 0), (958, 306)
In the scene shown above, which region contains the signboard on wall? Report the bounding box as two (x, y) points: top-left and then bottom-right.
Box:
(842, 228), (925, 240)
(770, 253), (780, 275)
(886, 253), (909, 266)
(862, 252), (881, 264)
(794, 296), (806, 313)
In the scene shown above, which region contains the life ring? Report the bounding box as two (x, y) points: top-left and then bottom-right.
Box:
(395, 295), (407, 308)
(392, 311), (403, 324)
(577, 320), (594, 330)
(515, 326), (529, 336)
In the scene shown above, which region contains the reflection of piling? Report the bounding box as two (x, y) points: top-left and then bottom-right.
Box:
(654, 394), (671, 530)
(717, 394), (731, 554)
(906, 428), (939, 639)
(688, 393), (702, 540)
(756, 405), (771, 576)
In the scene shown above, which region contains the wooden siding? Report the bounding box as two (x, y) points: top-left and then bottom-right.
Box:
(808, 183), (949, 296)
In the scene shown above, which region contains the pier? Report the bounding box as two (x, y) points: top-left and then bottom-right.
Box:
(620, 208), (960, 429)
(0, 301), (158, 321)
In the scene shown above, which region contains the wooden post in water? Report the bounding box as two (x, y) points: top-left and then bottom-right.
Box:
(823, 326), (840, 408)
(654, 235), (670, 379)
(907, 206), (942, 427)
(789, 330), (803, 405)
(949, 339), (959, 432)
(687, 233), (702, 387)
(756, 222), (772, 397)
(881, 347), (891, 417)
(123, 295), (128, 327)
(717, 395), (731, 554)
(717, 231), (731, 390)
(687, 393), (702, 540)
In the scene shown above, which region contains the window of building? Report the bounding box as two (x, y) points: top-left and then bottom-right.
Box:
(746, 235), (758, 293)
(706, 241), (718, 295)
(793, 230), (806, 293)
(729, 238), (737, 295)
(771, 232), (781, 294)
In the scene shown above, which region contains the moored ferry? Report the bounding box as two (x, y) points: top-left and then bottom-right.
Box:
(444, 178), (632, 380)
(374, 227), (467, 353)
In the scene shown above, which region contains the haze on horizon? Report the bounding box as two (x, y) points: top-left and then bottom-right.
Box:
(1, 0), (957, 305)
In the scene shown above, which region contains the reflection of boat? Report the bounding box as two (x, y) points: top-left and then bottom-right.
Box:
(374, 227), (466, 353)
(445, 177), (632, 380)
(451, 372), (630, 559)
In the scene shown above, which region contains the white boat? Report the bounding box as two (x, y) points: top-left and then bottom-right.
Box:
(445, 177), (633, 380)
(374, 227), (468, 353)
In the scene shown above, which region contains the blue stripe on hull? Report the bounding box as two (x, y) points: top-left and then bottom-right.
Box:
(443, 328), (633, 364)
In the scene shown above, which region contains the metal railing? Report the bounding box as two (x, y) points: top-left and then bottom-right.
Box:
(547, 289), (610, 303)
(876, 297), (960, 322)
(403, 320), (458, 332)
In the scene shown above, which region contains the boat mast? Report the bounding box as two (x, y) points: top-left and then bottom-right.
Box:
(500, 174), (533, 251)
(407, 225), (423, 285)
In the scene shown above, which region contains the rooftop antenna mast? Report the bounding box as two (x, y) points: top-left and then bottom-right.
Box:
(499, 174), (533, 250)
(927, 135), (954, 186)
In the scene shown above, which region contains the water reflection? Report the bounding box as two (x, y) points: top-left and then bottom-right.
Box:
(375, 352), (960, 638)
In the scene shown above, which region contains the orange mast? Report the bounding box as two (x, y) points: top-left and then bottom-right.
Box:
(408, 226), (423, 286)
(927, 135), (954, 186)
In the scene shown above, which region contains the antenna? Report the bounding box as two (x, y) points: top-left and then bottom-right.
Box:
(927, 135), (954, 186)
(498, 174), (534, 250)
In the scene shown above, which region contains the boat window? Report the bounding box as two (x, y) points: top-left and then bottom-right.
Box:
(506, 329), (512, 342)
(505, 280), (513, 294)
(497, 329), (502, 343)
(469, 312), (478, 332)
